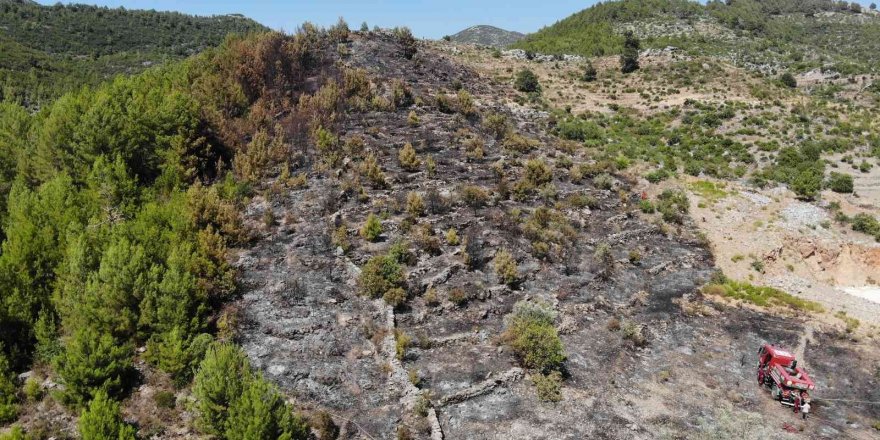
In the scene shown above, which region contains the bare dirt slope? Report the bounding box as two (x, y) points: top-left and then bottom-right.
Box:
(233, 34), (880, 439)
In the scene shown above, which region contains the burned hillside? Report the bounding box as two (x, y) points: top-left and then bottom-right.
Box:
(227, 29), (880, 440)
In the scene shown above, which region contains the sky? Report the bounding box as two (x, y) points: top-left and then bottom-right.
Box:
(33, 0), (599, 39)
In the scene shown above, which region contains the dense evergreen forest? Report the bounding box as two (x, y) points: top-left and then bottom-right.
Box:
(0, 0), (266, 106)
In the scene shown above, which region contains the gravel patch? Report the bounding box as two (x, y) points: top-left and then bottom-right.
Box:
(780, 201), (828, 230)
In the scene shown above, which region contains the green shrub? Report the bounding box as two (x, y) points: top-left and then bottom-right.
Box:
(639, 200), (655, 214)
(398, 142), (421, 171)
(593, 173), (614, 190)
(459, 185), (488, 212)
(524, 159), (552, 186)
(407, 111), (420, 127)
(493, 249), (519, 287)
(790, 168), (823, 200)
(406, 192), (425, 217)
(359, 255), (405, 303)
(445, 228), (460, 245)
(360, 214), (383, 242)
(594, 242), (615, 280)
(383, 287), (408, 308)
(457, 90), (477, 117)
(851, 213), (880, 237)
(79, 392), (137, 440)
(657, 189), (689, 224)
(514, 69), (540, 93)
(621, 321), (647, 347)
(395, 27), (418, 59)
(532, 371), (563, 402)
(828, 172), (855, 194)
(331, 224), (350, 253)
(360, 154), (388, 188)
(780, 73), (797, 88)
(0, 426), (26, 440)
(145, 329), (212, 388)
(503, 300), (565, 373)
(395, 330), (411, 361)
(646, 169), (671, 183)
(484, 113), (509, 139)
(23, 375), (43, 403)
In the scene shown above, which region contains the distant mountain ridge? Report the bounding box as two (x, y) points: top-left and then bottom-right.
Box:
(449, 25), (525, 47)
(0, 0), (267, 105)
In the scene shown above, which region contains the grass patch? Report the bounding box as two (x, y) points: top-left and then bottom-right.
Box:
(689, 180), (729, 205)
(703, 280), (823, 313)
(835, 311), (860, 334)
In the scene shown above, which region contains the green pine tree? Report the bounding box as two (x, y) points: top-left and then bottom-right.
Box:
(78, 391), (137, 440)
(0, 349), (19, 424)
(145, 327), (212, 387)
(192, 342), (254, 435)
(54, 328), (133, 407)
(225, 376), (309, 440)
(620, 30), (640, 74)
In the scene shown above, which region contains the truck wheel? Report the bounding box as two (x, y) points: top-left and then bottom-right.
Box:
(771, 384), (781, 400)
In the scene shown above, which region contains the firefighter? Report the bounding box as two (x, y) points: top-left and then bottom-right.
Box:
(800, 391), (811, 419)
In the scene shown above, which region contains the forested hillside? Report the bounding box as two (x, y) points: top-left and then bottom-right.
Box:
(0, 24), (345, 437)
(0, 0), (266, 106)
(513, 0), (880, 74)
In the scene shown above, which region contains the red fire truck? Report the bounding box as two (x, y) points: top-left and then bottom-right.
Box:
(757, 344), (815, 418)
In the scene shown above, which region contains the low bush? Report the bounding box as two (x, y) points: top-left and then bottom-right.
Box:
(445, 228), (459, 246)
(780, 73), (797, 88)
(827, 172), (854, 193)
(312, 411), (340, 440)
(532, 371), (563, 402)
(399, 143), (421, 172)
(360, 214), (383, 242)
(851, 213), (880, 237)
(524, 159), (552, 186)
(657, 189), (689, 224)
(448, 287), (471, 306)
(406, 192), (425, 217)
(493, 249), (519, 287)
(503, 301), (565, 373)
(459, 185), (488, 212)
(359, 255), (405, 303)
(514, 69), (540, 93)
